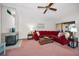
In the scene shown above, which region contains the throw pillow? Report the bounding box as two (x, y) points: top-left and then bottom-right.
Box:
(64, 32), (70, 39)
(36, 31), (40, 36)
(58, 32), (63, 38)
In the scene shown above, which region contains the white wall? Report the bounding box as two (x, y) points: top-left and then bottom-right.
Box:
(1, 6), (16, 33)
(0, 5), (1, 44)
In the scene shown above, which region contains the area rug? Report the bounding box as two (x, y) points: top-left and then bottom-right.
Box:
(6, 40), (22, 49)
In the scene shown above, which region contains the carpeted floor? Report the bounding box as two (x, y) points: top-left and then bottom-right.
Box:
(6, 39), (79, 56)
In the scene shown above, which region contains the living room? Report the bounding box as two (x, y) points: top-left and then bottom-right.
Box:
(0, 3), (79, 56)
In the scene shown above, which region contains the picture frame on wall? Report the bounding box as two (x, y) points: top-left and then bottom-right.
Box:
(36, 23), (45, 30)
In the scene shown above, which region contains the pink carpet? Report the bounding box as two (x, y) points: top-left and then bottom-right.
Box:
(6, 39), (79, 56)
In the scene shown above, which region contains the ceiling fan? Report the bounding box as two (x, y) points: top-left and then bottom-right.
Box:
(37, 3), (57, 14)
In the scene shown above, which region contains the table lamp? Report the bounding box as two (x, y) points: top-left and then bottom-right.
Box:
(69, 25), (77, 38)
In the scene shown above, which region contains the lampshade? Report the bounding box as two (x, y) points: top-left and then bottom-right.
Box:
(69, 27), (77, 32)
(69, 24), (77, 32)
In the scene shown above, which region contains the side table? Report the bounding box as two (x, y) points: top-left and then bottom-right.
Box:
(27, 34), (33, 40)
(68, 37), (78, 48)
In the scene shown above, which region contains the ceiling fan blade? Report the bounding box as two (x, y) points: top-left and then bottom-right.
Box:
(49, 8), (57, 11)
(48, 3), (53, 7)
(38, 6), (46, 8)
(43, 8), (48, 14)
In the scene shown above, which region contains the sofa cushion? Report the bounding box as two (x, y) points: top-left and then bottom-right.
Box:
(38, 31), (59, 36)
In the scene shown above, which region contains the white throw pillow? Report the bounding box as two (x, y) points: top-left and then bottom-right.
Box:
(64, 32), (70, 39)
(36, 31), (40, 36)
(58, 32), (63, 37)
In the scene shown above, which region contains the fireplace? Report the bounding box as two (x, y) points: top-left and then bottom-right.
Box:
(1, 32), (19, 46)
(5, 35), (17, 46)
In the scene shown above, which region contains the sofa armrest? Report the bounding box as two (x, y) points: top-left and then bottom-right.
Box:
(58, 35), (70, 45)
(32, 31), (39, 41)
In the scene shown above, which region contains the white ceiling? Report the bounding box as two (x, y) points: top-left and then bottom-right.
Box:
(1, 3), (79, 20)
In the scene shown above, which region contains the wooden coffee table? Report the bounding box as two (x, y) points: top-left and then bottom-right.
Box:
(39, 36), (53, 45)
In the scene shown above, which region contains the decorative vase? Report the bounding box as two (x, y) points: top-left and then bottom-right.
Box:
(10, 28), (15, 32)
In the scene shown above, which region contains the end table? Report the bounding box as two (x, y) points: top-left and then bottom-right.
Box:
(68, 37), (78, 48)
(27, 34), (33, 40)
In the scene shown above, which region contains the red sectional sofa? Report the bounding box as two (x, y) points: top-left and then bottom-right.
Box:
(32, 31), (70, 45)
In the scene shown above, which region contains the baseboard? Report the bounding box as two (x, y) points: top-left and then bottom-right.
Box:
(19, 38), (28, 40)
